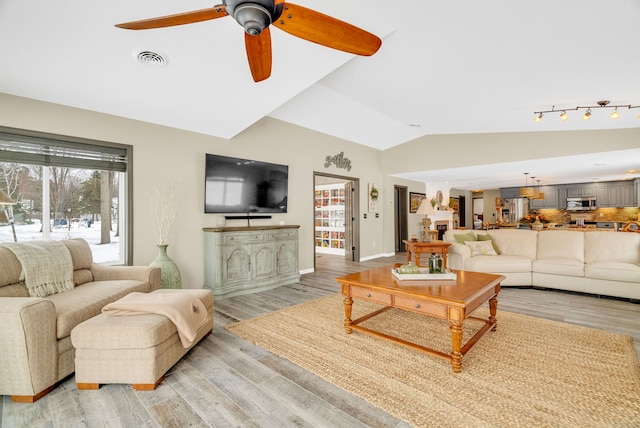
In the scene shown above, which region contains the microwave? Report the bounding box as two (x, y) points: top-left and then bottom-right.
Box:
(566, 197), (596, 211)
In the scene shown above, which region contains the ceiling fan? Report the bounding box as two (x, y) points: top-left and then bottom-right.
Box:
(115, 0), (382, 82)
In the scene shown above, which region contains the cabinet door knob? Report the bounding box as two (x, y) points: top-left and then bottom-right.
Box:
(415, 303), (421, 309)
(366, 293), (372, 298)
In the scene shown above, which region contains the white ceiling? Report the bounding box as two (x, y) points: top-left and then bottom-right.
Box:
(1, 0), (639, 189)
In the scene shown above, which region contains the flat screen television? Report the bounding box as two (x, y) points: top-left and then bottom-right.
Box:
(205, 153), (288, 213)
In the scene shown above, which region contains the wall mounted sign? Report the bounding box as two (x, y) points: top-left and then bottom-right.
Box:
(324, 152), (352, 171)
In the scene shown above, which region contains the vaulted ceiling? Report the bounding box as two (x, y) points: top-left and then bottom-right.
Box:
(1, 1), (639, 188)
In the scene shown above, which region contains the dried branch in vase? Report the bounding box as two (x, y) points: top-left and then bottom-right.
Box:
(149, 182), (179, 246)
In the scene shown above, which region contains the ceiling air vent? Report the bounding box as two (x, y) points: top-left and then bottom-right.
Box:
(134, 50), (168, 68)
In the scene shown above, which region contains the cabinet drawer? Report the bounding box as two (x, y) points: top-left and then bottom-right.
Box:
(350, 286), (392, 305)
(266, 230), (297, 240)
(394, 296), (447, 319)
(223, 232), (264, 244)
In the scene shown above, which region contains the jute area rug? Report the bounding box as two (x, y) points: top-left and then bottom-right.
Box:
(226, 294), (640, 428)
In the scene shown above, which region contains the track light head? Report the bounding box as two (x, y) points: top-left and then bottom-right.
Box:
(534, 113), (543, 123)
(560, 111), (568, 121)
(610, 108), (620, 120)
(582, 109), (592, 121)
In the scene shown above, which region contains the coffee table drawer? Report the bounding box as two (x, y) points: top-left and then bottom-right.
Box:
(394, 296), (447, 318)
(351, 286), (392, 305)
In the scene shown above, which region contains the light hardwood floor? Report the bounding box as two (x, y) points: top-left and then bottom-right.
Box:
(1, 253), (639, 427)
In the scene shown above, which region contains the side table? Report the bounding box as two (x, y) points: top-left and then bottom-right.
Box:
(402, 239), (452, 268)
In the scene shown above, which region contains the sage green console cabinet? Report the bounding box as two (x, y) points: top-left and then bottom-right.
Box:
(203, 225), (300, 300)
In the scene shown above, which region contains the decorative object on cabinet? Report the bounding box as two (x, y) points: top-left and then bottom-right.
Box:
(416, 199), (435, 241)
(409, 192), (426, 213)
(203, 225), (300, 299)
(368, 183), (379, 212)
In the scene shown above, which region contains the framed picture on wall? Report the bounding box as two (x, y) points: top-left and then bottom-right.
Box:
(410, 192), (426, 213)
(449, 197), (459, 212)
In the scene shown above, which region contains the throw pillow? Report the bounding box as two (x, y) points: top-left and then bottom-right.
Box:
(464, 240), (498, 256)
(454, 231), (477, 243)
(477, 234), (501, 254)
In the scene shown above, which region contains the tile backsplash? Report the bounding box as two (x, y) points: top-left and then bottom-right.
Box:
(536, 207), (639, 224)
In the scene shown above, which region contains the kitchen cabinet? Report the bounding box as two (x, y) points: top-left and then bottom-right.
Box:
(203, 225), (300, 300)
(597, 182), (636, 207)
(530, 186), (558, 209)
(566, 184), (596, 197)
(500, 188), (521, 199)
(557, 188), (567, 209)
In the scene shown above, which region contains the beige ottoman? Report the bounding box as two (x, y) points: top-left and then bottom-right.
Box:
(71, 289), (213, 391)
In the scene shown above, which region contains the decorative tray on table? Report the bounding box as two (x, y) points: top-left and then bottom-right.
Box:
(391, 267), (457, 281)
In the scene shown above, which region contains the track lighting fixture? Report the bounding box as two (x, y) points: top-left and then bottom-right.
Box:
(533, 100), (640, 122)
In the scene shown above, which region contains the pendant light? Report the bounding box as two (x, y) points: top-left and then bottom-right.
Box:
(519, 173), (534, 197)
(534, 179), (545, 200)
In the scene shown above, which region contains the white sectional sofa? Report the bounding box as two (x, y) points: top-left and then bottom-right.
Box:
(443, 229), (640, 300)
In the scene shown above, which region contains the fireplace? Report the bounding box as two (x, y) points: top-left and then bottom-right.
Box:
(434, 221), (448, 240)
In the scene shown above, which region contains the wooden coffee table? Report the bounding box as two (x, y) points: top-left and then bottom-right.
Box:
(337, 266), (505, 373)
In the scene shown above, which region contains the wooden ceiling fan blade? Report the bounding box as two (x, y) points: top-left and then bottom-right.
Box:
(115, 6), (228, 30)
(245, 28), (272, 82)
(273, 3), (381, 56)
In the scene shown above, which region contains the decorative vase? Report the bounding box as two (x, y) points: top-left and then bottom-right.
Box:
(150, 245), (182, 289)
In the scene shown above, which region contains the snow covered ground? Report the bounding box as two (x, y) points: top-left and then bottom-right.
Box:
(0, 220), (120, 263)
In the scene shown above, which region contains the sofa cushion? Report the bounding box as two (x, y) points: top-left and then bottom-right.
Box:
(585, 262), (640, 283)
(62, 239), (93, 270)
(72, 269), (94, 286)
(464, 240), (497, 256)
(487, 230), (538, 259)
(0, 246), (22, 287)
(45, 280), (152, 339)
(477, 234), (501, 254)
(584, 232), (640, 264)
(453, 231), (477, 243)
(533, 259), (585, 277)
(465, 255), (533, 273)
(537, 230), (584, 263)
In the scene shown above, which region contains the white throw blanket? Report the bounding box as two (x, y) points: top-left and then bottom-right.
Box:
(4, 241), (74, 297)
(102, 292), (208, 347)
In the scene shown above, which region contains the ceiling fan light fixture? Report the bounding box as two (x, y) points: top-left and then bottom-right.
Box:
(234, 4), (272, 35)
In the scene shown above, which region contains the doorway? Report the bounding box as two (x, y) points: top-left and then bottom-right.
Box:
(394, 186), (408, 252)
(313, 172), (360, 269)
